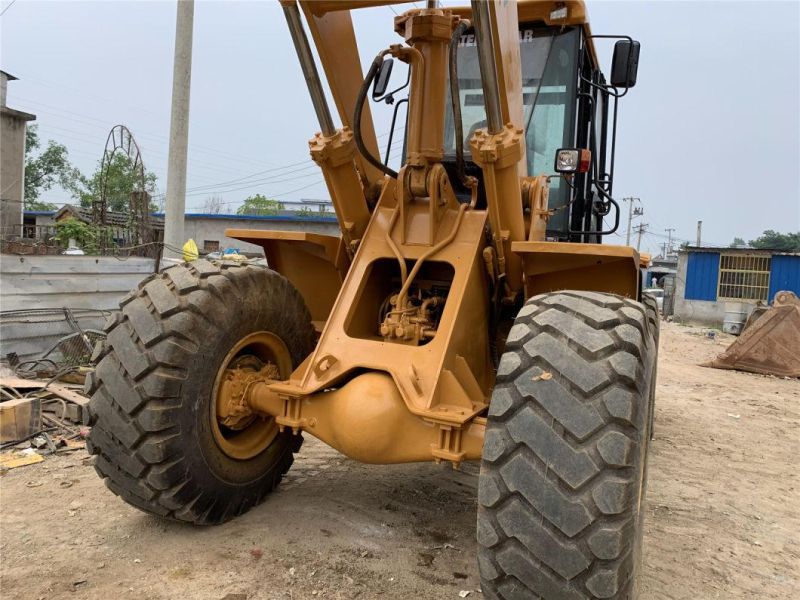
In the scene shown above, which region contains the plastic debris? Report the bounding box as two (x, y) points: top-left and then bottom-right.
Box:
(182, 239), (199, 262)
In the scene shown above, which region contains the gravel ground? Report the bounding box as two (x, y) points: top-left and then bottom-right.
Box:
(1, 321), (797, 599)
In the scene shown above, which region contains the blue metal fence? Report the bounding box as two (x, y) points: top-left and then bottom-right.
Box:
(768, 255), (800, 301)
(684, 252), (720, 301)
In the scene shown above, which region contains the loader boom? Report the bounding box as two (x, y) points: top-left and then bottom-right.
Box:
(224, 0), (644, 466)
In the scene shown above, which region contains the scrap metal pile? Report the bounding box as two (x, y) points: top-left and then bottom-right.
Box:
(0, 308), (104, 471)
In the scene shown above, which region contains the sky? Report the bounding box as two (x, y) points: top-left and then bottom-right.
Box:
(1, 0), (799, 256)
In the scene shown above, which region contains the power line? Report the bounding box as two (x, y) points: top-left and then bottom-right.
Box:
(156, 136), (406, 199)
(177, 171), (325, 200)
(164, 163), (320, 195)
(187, 179), (325, 210)
(31, 98), (408, 194)
(18, 96), (287, 172)
(19, 92), (407, 173)
(0, 0), (17, 17)
(32, 118), (267, 181)
(25, 94), (409, 210)
(180, 135), (406, 210)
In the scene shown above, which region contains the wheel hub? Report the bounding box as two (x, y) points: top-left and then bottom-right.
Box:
(216, 356), (280, 431)
(211, 331), (292, 460)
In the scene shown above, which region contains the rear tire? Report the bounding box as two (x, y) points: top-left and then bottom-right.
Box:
(477, 291), (656, 599)
(86, 260), (315, 524)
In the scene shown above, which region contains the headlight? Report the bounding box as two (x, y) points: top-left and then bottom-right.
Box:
(554, 148), (591, 174)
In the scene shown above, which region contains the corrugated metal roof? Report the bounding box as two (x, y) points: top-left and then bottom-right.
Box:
(682, 246), (800, 256)
(53, 204), (164, 229)
(28, 207), (338, 224)
(182, 213), (338, 223)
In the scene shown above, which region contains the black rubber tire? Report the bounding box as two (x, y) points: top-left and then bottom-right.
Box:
(477, 291), (656, 599)
(641, 293), (660, 440)
(85, 260), (316, 525)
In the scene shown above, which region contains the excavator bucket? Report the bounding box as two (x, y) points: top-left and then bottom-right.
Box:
(705, 291), (800, 378)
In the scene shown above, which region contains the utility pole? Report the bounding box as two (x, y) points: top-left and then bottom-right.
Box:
(665, 227), (675, 256)
(164, 0), (195, 259)
(623, 197), (642, 246)
(635, 223), (648, 252)
(696, 220), (702, 247)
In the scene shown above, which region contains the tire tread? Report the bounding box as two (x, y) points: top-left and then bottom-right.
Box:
(478, 291), (657, 599)
(86, 261), (315, 524)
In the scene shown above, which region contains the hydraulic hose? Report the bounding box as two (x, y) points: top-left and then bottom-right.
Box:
(354, 54), (398, 179)
(396, 203), (467, 309)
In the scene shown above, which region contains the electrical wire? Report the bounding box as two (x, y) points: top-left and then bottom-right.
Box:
(0, 0), (17, 17)
(28, 95), (407, 184)
(18, 96), (284, 170)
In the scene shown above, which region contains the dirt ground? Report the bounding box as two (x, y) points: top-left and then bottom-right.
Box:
(1, 322), (798, 600)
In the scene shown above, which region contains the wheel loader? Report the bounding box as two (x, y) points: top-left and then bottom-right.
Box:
(86, 1), (656, 597)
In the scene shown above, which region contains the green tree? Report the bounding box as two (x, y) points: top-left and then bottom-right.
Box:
(54, 217), (113, 254)
(75, 152), (158, 213)
(236, 194), (284, 216)
(748, 230), (800, 252)
(730, 237), (746, 247)
(23, 125), (80, 211)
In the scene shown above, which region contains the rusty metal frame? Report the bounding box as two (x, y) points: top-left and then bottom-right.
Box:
(94, 124), (147, 226)
(92, 125), (156, 255)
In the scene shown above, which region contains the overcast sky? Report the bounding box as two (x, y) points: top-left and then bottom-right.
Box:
(2, 0), (798, 255)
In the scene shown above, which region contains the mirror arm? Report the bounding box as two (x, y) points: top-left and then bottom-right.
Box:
(578, 69), (627, 99)
(384, 98), (409, 165)
(584, 34), (636, 98)
(607, 93), (619, 197)
(374, 67), (411, 105)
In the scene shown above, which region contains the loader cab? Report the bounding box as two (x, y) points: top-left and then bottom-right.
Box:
(439, 21), (631, 243)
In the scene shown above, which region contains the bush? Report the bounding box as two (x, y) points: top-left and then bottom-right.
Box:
(54, 217), (114, 254)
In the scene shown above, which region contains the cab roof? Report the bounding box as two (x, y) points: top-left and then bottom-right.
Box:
(296, 1), (597, 67)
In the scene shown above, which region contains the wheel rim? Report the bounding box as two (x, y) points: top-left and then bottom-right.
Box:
(211, 331), (292, 460)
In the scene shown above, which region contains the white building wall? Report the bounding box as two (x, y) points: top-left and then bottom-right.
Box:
(182, 216), (340, 254)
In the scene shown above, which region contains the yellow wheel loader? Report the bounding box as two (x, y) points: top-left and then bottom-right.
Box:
(86, 1), (655, 597)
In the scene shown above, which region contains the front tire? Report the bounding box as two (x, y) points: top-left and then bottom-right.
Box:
(86, 260), (315, 524)
(641, 293), (660, 440)
(478, 291), (656, 599)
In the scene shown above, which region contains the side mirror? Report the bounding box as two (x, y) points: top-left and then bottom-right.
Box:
(372, 58), (394, 100)
(610, 40), (640, 88)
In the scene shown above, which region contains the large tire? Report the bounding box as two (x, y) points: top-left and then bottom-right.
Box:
(641, 293), (660, 440)
(477, 291), (656, 599)
(85, 260), (315, 524)
(641, 294), (660, 349)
